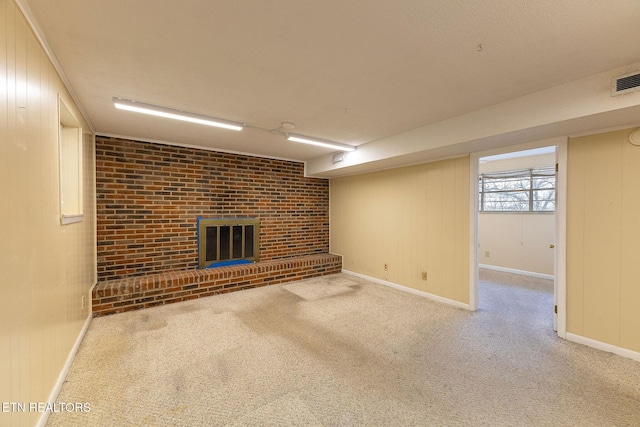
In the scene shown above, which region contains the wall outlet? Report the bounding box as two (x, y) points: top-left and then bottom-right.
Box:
(421, 272), (428, 280)
(384, 263), (389, 271)
(81, 295), (86, 309)
(484, 250), (490, 258)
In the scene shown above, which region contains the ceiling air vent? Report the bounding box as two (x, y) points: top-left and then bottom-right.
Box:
(611, 71), (640, 96)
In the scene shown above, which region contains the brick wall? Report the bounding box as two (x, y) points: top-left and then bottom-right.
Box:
(96, 136), (329, 281)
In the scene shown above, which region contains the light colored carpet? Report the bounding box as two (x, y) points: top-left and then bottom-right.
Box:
(47, 272), (640, 426)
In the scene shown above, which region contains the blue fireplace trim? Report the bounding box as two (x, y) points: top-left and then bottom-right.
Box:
(204, 259), (254, 269)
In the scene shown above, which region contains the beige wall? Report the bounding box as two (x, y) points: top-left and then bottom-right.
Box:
(1, 1), (96, 425)
(478, 153), (555, 275)
(479, 214), (555, 275)
(330, 157), (470, 304)
(567, 127), (640, 353)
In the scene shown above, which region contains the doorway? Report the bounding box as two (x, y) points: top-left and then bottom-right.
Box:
(469, 138), (567, 338)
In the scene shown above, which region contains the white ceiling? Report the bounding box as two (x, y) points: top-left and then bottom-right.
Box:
(19, 0), (640, 174)
(480, 146), (556, 163)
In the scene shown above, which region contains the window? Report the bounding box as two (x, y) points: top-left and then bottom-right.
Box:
(479, 167), (555, 212)
(59, 96), (84, 224)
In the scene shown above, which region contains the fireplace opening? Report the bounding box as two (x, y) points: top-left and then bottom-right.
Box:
(198, 217), (260, 269)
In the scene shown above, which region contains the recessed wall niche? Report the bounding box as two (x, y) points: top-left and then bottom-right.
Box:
(58, 95), (84, 225)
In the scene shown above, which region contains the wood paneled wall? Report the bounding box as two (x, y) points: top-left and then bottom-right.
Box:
(1, 1), (96, 425)
(567, 128), (640, 352)
(330, 157), (470, 304)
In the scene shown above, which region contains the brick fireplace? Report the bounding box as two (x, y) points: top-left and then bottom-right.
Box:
(96, 136), (331, 282)
(92, 136), (342, 315)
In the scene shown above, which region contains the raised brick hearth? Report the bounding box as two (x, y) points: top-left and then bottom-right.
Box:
(92, 253), (342, 316)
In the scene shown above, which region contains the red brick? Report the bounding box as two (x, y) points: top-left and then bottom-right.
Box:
(96, 136), (329, 281)
(92, 254), (342, 316)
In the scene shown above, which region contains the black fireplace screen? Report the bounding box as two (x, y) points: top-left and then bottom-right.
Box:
(198, 217), (259, 269)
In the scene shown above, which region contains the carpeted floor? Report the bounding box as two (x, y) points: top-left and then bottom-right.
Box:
(47, 271), (640, 426)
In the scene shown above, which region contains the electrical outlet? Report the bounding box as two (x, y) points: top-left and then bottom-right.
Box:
(384, 263), (389, 271)
(421, 272), (428, 280)
(484, 250), (490, 258)
(81, 295), (86, 309)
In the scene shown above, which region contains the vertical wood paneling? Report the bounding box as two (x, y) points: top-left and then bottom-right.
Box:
(330, 157), (470, 304)
(397, 169), (412, 286)
(8, 3), (28, 422)
(582, 134), (621, 344)
(567, 128), (640, 353)
(454, 157), (470, 303)
(0, 0), (12, 418)
(379, 170), (395, 280)
(620, 128), (640, 352)
(1, 1), (96, 425)
(440, 165), (456, 300)
(416, 166), (428, 292)
(27, 17), (44, 421)
(426, 165), (443, 296)
(566, 136), (585, 335)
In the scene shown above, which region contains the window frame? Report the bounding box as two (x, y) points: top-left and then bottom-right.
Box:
(479, 166), (556, 213)
(58, 95), (84, 225)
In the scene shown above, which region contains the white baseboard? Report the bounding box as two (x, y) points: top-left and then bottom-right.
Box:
(36, 314), (92, 427)
(566, 333), (640, 363)
(479, 264), (554, 280)
(342, 269), (470, 310)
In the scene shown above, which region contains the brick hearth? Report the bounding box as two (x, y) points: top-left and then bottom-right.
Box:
(92, 254), (342, 316)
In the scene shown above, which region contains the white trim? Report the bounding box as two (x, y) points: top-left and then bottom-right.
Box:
(36, 314), (92, 427)
(342, 269), (471, 310)
(479, 264), (554, 281)
(470, 137), (566, 160)
(566, 333), (640, 363)
(90, 133), (99, 283)
(469, 154), (479, 311)
(555, 138), (568, 338)
(61, 214), (84, 225)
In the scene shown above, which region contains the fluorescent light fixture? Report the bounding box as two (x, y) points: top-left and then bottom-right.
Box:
(112, 97), (244, 131)
(287, 134), (356, 152)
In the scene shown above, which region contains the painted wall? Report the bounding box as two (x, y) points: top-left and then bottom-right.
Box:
(479, 214), (554, 275)
(478, 153), (555, 276)
(0, 1), (96, 425)
(330, 157), (470, 304)
(567, 127), (640, 353)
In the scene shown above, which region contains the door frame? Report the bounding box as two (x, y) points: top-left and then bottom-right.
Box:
(469, 136), (567, 339)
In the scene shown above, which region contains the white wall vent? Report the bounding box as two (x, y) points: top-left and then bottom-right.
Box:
(611, 71), (640, 96)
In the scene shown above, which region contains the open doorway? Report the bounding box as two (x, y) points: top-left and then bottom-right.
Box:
(472, 144), (562, 333)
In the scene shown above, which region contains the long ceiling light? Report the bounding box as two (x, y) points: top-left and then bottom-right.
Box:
(287, 134), (356, 152)
(113, 97), (244, 131)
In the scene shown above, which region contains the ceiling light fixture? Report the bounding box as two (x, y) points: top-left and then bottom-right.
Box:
(113, 97), (244, 131)
(287, 134), (356, 152)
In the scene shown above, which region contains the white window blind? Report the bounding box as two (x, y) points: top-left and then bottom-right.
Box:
(479, 167), (555, 212)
